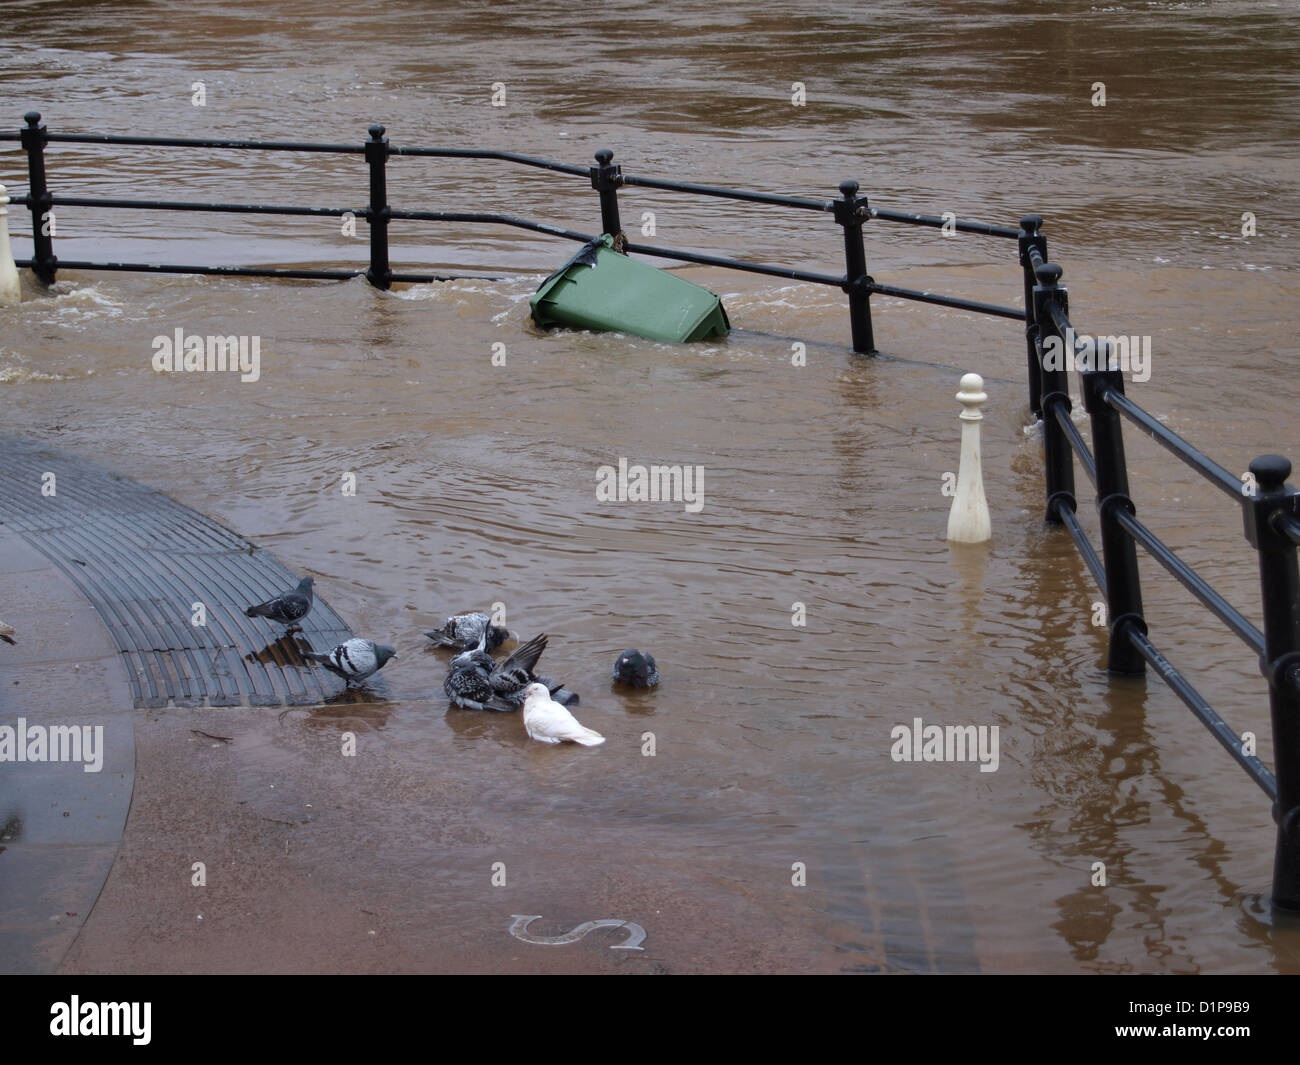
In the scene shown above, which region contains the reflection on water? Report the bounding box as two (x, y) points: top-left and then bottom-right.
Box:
(1, 0), (1299, 972)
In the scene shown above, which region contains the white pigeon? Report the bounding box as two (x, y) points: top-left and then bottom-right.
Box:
(520, 682), (605, 746)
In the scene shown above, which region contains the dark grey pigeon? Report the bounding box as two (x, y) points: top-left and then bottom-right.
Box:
(613, 648), (659, 688)
(303, 638), (395, 685)
(425, 611), (510, 653)
(245, 575), (314, 633)
(444, 632), (571, 711)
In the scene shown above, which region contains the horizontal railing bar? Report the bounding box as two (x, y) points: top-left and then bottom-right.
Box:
(1115, 508), (1266, 655)
(1048, 299), (1072, 337)
(1104, 390), (1245, 502)
(389, 270), (505, 282)
(866, 281), (1025, 321)
(619, 173), (831, 212)
(1058, 505), (1108, 597)
(1047, 396), (1098, 486)
(869, 206), (1020, 239)
(1276, 512), (1300, 547)
(0, 130), (364, 153)
(12, 258), (495, 282)
(389, 209), (596, 243)
(623, 241), (844, 286)
(15, 259), (361, 280)
(14, 193), (355, 218)
(6, 195), (602, 244)
(1127, 627), (1277, 800)
(389, 145), (590, 177)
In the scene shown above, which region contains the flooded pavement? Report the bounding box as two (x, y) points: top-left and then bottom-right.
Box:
(1, 0), (1300, 973)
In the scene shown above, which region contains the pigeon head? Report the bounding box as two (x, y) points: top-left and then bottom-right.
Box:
(374, 644), (397, 668)
(520, 682), (550, 702)
(298, 576), (315, 591)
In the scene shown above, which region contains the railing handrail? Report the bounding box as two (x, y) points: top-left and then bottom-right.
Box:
(1026, 256), (1300, 911)
(4, 112), (1031, 348)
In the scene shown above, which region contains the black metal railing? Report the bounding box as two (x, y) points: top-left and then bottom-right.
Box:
(1, 111), (1028, 354)
(1024, 257), (1300, 913)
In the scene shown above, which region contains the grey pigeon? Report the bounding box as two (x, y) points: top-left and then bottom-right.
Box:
(245, 575), (314, 633)
(613, 648), (659, 688)
(444, 632), (567, 711)
(425, 611), (510, 653)
(303, 638), (396, 685)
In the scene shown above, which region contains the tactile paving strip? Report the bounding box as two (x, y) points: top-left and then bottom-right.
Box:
(0, 435), (355, 707)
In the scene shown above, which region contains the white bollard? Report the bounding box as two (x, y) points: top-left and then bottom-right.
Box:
(947, 372), (991, 543)
(0, 184), (20, 307)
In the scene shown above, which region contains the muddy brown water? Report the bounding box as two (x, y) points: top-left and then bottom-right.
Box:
(1, 0), (1299, 972)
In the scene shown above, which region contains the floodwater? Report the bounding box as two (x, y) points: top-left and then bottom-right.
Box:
(1, 0), (1299, 973)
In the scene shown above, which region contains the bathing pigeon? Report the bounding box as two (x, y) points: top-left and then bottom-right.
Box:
(425, 611), (510, 653)
(245, 575), (314, 633)
(444, 632), (561, 711)
(520, 682), (605, 746)
(612, 648), (659, 688)
(303, 638), (396, 685)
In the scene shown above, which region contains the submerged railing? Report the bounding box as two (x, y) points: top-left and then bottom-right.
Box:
(1023, 255), (1300, 913)
(4, 111), (1299, 915)
(1, 111), (1024, 354)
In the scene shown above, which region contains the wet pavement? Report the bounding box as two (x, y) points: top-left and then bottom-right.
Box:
(0, 521), (133, 974)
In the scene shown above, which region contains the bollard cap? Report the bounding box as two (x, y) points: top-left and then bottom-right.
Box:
(956, 373), (987, 420)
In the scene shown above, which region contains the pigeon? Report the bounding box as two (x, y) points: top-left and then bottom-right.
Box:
(303, 638), (396, 685)
(613, 648), (659, 688)
(444, 632), (561, 711)
(425, 611), (510, 653)
(448, 621), (498, 672)
(0, 620), (14, 646)
(520, 682), (605, 746)
(245, 575), (314, 633)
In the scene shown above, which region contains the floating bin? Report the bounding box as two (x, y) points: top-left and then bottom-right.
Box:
(530, 235), (729, 343)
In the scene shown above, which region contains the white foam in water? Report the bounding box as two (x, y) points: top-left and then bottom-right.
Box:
(45, 282), (126, 319)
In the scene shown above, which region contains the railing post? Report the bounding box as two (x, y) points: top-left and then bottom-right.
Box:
(364, 123), (391, 290)
(19, 111), (57, 286)
(589, 149), (623, 239)
(1018, 214), (1047, 419)
(833, 180), (875, 355)
(1032, 261), (1075, 525)
(1081, 353), (1147, 674)
(1243, 454), (1300, 912)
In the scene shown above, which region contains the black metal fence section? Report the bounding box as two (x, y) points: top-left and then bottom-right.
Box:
(1, 111), (1030, 353)
(1024, 257), (1300, 912)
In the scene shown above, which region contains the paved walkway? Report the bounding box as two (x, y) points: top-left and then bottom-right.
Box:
(0, 434), (355, 973)
(0, 521), (134, 973)
(0, 435), (354, 709)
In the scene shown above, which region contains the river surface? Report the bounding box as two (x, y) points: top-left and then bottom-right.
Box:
(1, 0), (1299, 973)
